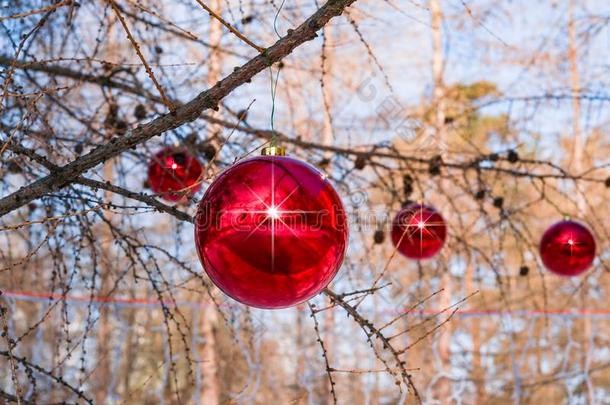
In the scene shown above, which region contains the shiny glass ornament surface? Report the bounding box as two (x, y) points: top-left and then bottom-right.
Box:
(540, 220), (595, 276)
(194, 156), (348, 309)
(391, 204), (446, 260)
(147, 147), (203, 202)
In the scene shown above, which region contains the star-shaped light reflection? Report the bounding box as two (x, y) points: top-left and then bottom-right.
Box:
(224, 163), (328, 272)
(267, 206), (280, 219)
(564, 233), (583, 257)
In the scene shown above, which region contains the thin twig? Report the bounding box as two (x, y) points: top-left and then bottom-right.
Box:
(0, 0), (72, 22)
(308, 303), (338, 404)
(194, 0), (265, 53)
(107, 0), (176, 111)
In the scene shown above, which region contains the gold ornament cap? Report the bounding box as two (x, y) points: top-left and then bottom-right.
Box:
(261, 146), (286, 156)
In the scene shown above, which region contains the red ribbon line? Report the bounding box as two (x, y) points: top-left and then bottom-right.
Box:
(2, 290), (610, 316)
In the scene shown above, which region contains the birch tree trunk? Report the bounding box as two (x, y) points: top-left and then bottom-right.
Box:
(429, 0), (452, 401)
(95, 154), (116, 405)
(95, 20), (119, 403)
(465, 265), (484, 401)
(321, 24), (337, 405)
(568, 3), (594, 403)
(200, 1), (223, 403)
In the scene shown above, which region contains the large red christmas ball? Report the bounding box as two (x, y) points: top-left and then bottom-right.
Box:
(147, 147), (203, 202)
(194, 154), (348, 309)
(391, 204), (446, 260)
(540, 220), (596, 276)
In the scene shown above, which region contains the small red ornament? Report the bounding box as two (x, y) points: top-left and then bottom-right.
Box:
(391, 204), (446, 260)
(540, 220), (596, 276)
(194, 147), (348, 309)
(147, 147), (203, 202)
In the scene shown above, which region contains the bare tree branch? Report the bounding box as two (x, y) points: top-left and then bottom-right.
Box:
(0, 0), (358, 217)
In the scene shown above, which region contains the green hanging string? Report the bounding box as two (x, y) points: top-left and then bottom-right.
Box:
(269, 0), (286, 147)
(269, 66), (281, 146)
